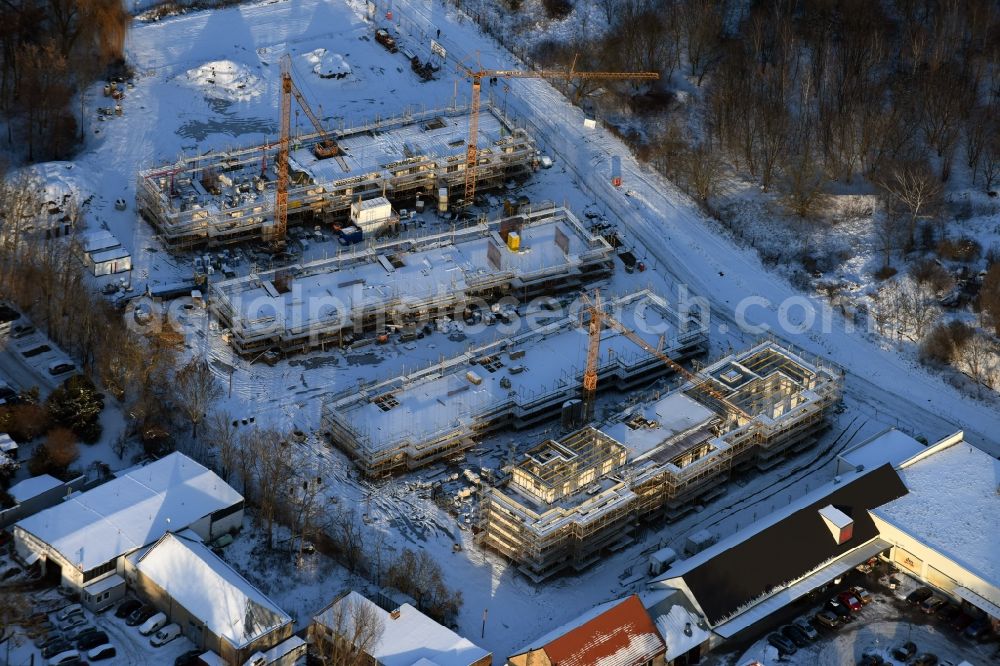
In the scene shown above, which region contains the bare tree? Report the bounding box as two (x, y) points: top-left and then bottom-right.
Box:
(242, 427), (291, 547)
(204, 410), (239, 483)
(875, 159), (942, 252)
(175, 358), (222, 439)
(957, 333), (999, 397)
(310, 593), (385, 666)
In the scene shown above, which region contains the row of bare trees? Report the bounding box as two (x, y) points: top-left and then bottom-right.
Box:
(0, 0), (131, 161)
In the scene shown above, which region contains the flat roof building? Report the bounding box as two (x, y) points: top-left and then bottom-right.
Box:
(322, 290), (708, 477)
(211, 205), (615, 356)
(479, 341), (844, 581)
(13, 452), (243, 595)
(137, 105), (536, 248)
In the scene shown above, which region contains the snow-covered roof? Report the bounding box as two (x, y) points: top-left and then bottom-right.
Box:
(872, 437), (1000, 586)
(80, 229), (121, 253)
(16, 452), (242, 571)
(8, 474), (62, 503)
(838, 428), (925, 471)
(137, 533), (290, 649)
(0, 433), (17, 453)
(89, 246), (131, 263)
(83, 573), (125, 595)
(603, 393), (717, 459)
(654, 603), (711, 661)
(314, 591), (489, 666)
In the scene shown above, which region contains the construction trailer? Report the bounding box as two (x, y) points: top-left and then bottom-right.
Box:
(211, 205), (614, 357)
(477, 341), (844, 582)
(321, 290), (710, 478)
(136, 104), (536, 249)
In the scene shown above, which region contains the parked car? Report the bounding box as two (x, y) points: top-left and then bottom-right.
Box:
(56, 604), (83, 622)
(964, 618), (993, 641)
(950, 612), (975, 631)
(937, 603), (962, 622)
(48, 360), (75, 376)
(858, 655), (883, 666)
(912, 653), (939, 666)
(920, 595), (947, 614)
(838, 591), (863, 612)
(125, 605), (156, 626)
(115, 599), (142, 619)
(21, 344), (51, 358)
(906, 586), (934, 605)
(41, 641), (72, 658)
(175, 649), (203, 666)
(851, 586), (874, 605)
(891, 641), (917, 661)
(36, 634), (67, 650)
(58, 615), (87, 632)
(47, 649), (81, 665)
(139, 611), (167, 636)
(62, 624), (95, 642)
(88, 643), (117, 661)
(77, 629), (109, 651)
(826, 598), (852, 619)
(814, 610), (841, 628)
(151, 623), (181, 647)
(10, 323), (35, 339)
(767, 633), (797, 655)
(793, 617), (819, 640)
(781, 624), (811, 647)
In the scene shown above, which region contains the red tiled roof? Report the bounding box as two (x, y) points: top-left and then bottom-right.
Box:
(542, 595), (665, 666)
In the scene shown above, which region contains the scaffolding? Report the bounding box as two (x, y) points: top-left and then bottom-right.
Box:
(321, 291), (710, 477)
(136, 104), (537, 250)
(477, 340), (844, 581)
(211, 206), (615, 357)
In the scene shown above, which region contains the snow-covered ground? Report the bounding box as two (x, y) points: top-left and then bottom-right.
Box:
(6, 0), (999, 661)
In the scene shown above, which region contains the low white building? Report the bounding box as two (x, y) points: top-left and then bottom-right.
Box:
(349, 196), (394, 235)
(13, 452), (243, 608)
(870, 431), (1000, 626)
(78, 229), (132, 276)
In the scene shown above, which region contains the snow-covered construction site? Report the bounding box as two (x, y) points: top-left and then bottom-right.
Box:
(321, 290), (709, 476)
(137, 104), (536, 248)
(210, 205), (614, 356)
(478, 341), (844, 581)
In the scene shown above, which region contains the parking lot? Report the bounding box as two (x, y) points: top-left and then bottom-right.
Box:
(2, 588), (197, 665)
(0, 304), (76, 396)
(734, 564), (999, 666)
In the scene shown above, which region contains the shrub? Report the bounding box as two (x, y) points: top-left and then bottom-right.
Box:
(874, 265), (898, 280)
(541, 0), (574, 20)
(46, 374), (104, 444)
(909, 258), (954, 294)
(937, 235), (982, 263)
(919, 321), (974, 365)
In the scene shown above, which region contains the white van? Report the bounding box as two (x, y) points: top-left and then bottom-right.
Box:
(48, 649), (81, 665)
(88, 644), (117, 661)
(138, 611), (167, 636)
(150, 623), (181, 646)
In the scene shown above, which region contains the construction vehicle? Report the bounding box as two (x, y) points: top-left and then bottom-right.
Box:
(580, 289), (750, 423)
(270, 54), (346, 247)
(457, 58), (658, 207)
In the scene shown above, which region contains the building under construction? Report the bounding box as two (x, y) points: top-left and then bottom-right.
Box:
(136, 104), (536, 249)
(478, 341), (844, 582)
(211, 205), (614, 357)
(321, 290), (709, 477)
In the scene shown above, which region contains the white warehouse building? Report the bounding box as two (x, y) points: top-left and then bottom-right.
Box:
(13, 452), (243, 610)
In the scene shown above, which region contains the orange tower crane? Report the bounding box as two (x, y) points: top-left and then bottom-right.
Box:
(457, 59), (659, 206)
(272, 54), (345, 247)
(580, 290), (751, 423)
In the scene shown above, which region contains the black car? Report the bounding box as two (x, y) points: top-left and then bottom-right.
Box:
(906, 586), (934, 605)
(891, 641), (917, 661)
(125, 604), (156, 626)
(826, 598), (852, 619)
(937, 603), (962, 622)
(115, 599), (142, 619)
(964, 618), (992, 641)
(77, 630), (108, 651)
(41, 640), (72, 658)
(912, 654), (939, 666)
(767, 633), (797, 655)
(0, 305), (20, 323)
(781, 624), (811, 647)
(175, 649), (203, 666)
